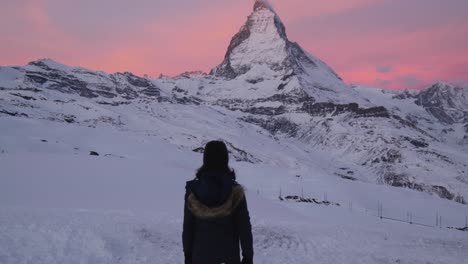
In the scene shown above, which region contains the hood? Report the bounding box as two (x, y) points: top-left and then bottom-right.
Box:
(191, 171), (234, 207)
(187, 185), (245, 219)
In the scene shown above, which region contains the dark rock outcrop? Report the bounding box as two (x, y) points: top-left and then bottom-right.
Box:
(9, 93), (36, 101)
(403, 137), (429, 148)
(241, 116), (299, 137)
(301, 102), (390, 118)
(210, 19), (251, 79)
(382, 172), (464, 203)
(0, 109), (29, 117)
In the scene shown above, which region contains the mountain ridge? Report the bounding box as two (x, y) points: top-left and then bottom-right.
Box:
(1, 1), (467, 204)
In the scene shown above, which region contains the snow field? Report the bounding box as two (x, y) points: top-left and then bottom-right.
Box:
(1, 117), (467, 264)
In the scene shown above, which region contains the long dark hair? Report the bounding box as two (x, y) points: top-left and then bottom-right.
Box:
(195, 165), (236, 180)
(195, 141), (236, 180)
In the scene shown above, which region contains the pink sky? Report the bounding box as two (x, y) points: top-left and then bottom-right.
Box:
(1, 0), (467, 89)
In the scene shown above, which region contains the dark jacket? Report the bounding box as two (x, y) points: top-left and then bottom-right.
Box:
(183, 172), (254, 264)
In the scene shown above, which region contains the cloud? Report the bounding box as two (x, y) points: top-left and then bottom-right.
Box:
(0, 0), (75, 65)
(449, 80), (468, 88)
(396, 74), (426, 89)
(375, 79), (392, 87)
(441, 63), (468, 77)
(376, 65), (393, 73)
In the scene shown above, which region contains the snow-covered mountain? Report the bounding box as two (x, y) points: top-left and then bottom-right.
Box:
(415, 82), (468, 124)
(209, 0), (359, 103)
(1, 0), (467, 205)
(1, 2), (468, 263)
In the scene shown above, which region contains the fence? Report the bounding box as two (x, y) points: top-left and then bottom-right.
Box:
(276, 188), (468, 231)
(374, 200), (467, 230)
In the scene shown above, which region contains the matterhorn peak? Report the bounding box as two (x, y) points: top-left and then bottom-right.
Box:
(254, 0), (274, 12)
(210, 0), (290, 79)
(210, 0), (362, 103)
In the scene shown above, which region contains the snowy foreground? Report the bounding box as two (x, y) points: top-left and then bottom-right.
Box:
(1, 117), (467, 264)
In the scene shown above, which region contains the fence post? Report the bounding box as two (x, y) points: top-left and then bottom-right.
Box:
(380, 202), (382, 219)
(381, 202), (383, 219)
(436, 212), (439, 227)
(439, 216), (442, 229)
(378, 201), (383, 219)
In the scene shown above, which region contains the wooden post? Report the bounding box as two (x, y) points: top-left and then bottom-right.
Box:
(378, 201), (383, 219)
(378, 202), (380, 218)
(381, 202), (383, 219)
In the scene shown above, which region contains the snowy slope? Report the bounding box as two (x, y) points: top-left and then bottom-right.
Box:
(1, 1), (468, 262)
(354, 84), (468, 150)
(1, 0), (467, 203)
(2, 60), (467, 204)
(1, 117), (467, 264)
(415, 82), (468, 124)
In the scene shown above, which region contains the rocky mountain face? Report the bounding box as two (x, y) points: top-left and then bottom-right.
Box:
(209, 1), (365, 103)
(1, 0), (467, 204)
(5, 59), (164, 101)
(415, 82), (468, 124)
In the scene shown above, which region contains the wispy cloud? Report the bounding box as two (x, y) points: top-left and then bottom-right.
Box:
(376, 65), (393, 74)
(396, 74), (425, 89)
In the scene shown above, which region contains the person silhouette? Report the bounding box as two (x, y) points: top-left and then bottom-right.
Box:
(183, 141), (253, 264)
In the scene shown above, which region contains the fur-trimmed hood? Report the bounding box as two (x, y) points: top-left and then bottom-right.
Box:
(187, 185), (245, 219)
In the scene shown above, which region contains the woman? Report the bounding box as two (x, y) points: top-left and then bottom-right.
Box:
(183, 141), (254, 264)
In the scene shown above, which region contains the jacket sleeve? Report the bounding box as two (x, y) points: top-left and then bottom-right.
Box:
(234, 197), (254, 261)
(182, 188), (195, 262)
